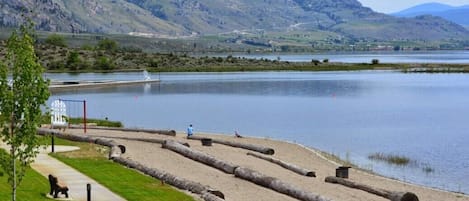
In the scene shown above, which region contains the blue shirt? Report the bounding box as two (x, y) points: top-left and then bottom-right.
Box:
(187, 126), (193, 136)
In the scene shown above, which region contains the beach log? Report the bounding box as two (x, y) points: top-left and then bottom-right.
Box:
(37, 128), (126, 159)
(112, 157), (225, 200)
(187, 136), (274, 155)
(247, 152), (316, 177)
(91, 135), (192, 147)
(162, 140), (239, 174)
(92, 135), (167, 144)
(69, 125), (177, 136)
(201, 191), (225, 201)
(325, 176), (419, 201)
(234, 167), (332, 201)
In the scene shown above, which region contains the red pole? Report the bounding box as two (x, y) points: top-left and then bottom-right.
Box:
(83, 100), (87, 133)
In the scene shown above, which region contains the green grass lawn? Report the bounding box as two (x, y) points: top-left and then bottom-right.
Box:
(0, 167), (51, 201)
(1, 136), (195, 201)
(50, 139), (195, 201)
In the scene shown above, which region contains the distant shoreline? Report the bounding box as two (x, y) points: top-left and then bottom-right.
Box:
(45, 62), (469, 74)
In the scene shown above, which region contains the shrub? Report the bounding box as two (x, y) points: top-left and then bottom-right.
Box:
(371, 59), (379, 65)
(96, 38), (118, 52)
(119, 46), (142, 53)
(47, 60), (65, 70)
(45, 34), (67, 47)
(311, 59), (320, 65)
(80, 44), (94, 50)
(94, 56), (115, 70)
(66, 51), (81, 71)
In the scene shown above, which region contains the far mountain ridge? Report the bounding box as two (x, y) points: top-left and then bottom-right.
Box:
(392, 2), (469, 26)
(0, 0), (468, 41)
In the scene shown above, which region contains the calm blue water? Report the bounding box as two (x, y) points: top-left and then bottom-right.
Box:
(233, 51), (469, 63)
(47, 71), (469, 194)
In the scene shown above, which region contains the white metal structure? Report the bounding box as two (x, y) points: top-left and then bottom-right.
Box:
(51, 100), (67, 128)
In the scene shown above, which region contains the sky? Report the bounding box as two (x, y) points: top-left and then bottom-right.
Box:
(357, 0), (469, 13)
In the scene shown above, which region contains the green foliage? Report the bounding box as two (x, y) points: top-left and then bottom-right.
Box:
(80, 44), (94, 51)
(66, 50), (81, 71)
(68, 117), (123, 128)
(371, 59), (380, 65)
(96, 38), (118, 52)
(0, 22), (50, 201)
(119, 46), (143, 53)
(44, 34), (67, 47)
(94, 56), (114, 71)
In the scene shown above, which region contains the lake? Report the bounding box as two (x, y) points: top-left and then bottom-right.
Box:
(47, 71), (469, 194)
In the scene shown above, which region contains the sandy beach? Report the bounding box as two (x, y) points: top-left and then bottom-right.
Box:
(66, 128), (468, 201)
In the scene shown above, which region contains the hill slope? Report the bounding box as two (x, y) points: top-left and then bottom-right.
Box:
(392, 3), (469, 26)
(0, 0), (468, 41)
(0, 0), (186, 36)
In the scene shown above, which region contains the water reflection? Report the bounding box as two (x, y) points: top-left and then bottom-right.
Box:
(57, 80), (368, 98)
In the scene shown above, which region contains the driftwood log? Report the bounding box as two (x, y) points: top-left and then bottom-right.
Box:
(234, 167), (332, 201)
(162, 140), (239, 174)
(163, 139), (331, 201)
(187, 135), (274, 155)
(37, 128), (125, 159)
(325, 176), (419, 201)
(69, 125), (177, 136)
(96, 135), (191, 148)
(38, 128), (333, 201)
(112, 157), (224, 201)
(92, 135), (166, 144)
(38, 128), (224, 201)
(247, 152), (316, 177)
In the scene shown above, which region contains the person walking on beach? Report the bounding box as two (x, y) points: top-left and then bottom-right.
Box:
(187, 124), (194, 137)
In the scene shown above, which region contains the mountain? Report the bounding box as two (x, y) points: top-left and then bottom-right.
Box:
(0, 0), (186, 36)
(392, 3), (469, 26)
(392, 2), (455, 16)
(1, 0), (468, 41)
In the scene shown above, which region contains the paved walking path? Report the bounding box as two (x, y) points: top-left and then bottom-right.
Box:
(1, 143), (126, 201)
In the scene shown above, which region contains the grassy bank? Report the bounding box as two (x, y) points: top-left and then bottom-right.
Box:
(41, 115), (123, 128)
(49, 138), (195, 201)
(68, 117), (123, 128)
(0, 166), (50, 201)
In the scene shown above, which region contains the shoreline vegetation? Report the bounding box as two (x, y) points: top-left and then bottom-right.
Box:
(1, 38), (468, 74)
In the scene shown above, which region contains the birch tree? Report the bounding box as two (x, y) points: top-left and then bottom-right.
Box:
(0, 22), (50, 201)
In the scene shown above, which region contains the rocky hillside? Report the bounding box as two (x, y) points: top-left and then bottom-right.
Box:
(0, 0), (186, 36)
(0, 0), (468, 41)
